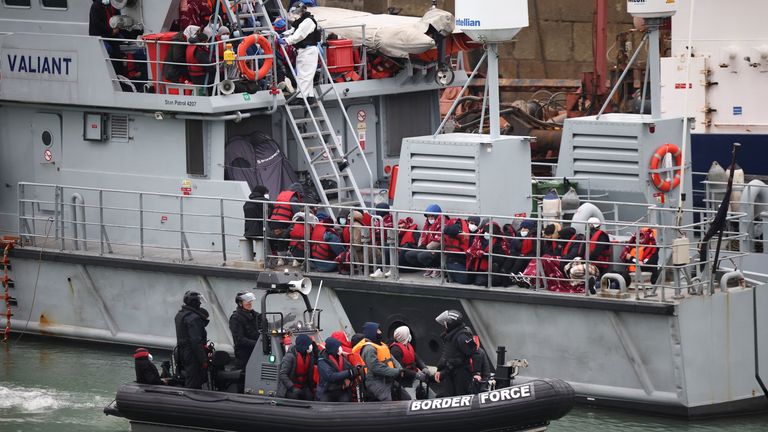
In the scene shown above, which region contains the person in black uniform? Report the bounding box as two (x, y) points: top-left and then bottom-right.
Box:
(174, 291), (210, 389)
(434, 309), (476, 397)
(133, 347), (163, 385)
(228, 291), (262, 369)
(243, 185), (270, 241)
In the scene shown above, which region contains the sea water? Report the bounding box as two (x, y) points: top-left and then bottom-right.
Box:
(1, 337), (767, 432)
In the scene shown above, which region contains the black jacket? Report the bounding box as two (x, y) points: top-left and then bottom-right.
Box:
(243, 190), (269, 239)
(174, 305), (208, 366)
(437, 321), (476, 374)
(229, 308), (262, 365)
(470, 347), (491, 381)
(135, 357), (163, 385)
(316, 350), (354, 398)
(89, 0), (117, 38)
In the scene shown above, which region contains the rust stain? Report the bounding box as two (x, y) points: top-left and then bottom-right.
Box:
(39, 313), (51, 335)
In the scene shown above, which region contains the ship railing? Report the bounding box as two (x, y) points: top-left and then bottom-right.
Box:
(700, 178), (768, 254)
(318, 24), (368, 82)
(17, 182), (751, 302)
(99, 33), (278, 96)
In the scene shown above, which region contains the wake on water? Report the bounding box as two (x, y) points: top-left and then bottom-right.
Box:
(0, 384), (110, 413)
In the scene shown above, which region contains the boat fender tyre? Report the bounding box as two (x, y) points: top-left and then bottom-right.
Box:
(649, 143), (682, 193)
(237, 35), (274, 81)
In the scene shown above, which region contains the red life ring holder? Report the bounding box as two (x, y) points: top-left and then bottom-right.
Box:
(649, 143), (683, 192)
(237, 34), (274, 81)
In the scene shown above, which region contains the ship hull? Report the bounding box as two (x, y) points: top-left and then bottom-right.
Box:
(5, 248), (768, 418)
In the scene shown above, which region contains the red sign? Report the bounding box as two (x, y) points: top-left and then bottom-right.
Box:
(357, 110), (366, 122)
(514, 212), (527, 218)
(43, 149), (53, 162)
(674, 83), (693, 89)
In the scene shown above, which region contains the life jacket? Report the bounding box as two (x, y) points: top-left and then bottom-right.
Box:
(185, 45), (208, 77)
(419, 218), (442, 247)
(520, 238), (534, 256)
(371, 214), (393, 246)
(291, 351), (313, 389)
(291, 14), (322, 49)
(444, 219), (470, 253)
(328, 354), (345, 372)
(561, 234), (578, 257)
(626, 245), (656, 272)
(390, 342), (417, 371)
(589, 230), (612, 268)
(288, 220), (309, 251)
(351, 340), (395, 375)
(271, 190), (299, 222)
(310, 224), (334, 261)
(399, 222), (419, 247)
(342, 225), (350, 244)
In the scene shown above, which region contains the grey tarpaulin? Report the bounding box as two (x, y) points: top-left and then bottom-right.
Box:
(225, 132), (299, 198)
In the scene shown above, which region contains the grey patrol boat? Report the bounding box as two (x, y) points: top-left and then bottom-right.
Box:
(0, 0), (767, 418)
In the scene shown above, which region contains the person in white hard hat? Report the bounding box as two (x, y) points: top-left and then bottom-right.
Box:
(279, 2), (322, 105)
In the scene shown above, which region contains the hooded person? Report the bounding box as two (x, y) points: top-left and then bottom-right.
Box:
(243, 185), (270, 240)
(279, 2), (322, 105)
(434, 310), (476, 397)
(619, 227), (659, 282)
(585, 217), (612, 273)
(352, 322), (409, 401)
(468, 336), (491, 394)
(134, 347), (163, 385)
(557, 226), (584, 271)
(502, 219), (539, 281)
(466, 220), (512, 287)
(316, 337), (357, 402)
(228, 291), (262, 368)
(269, 183), (304, 264)
(404, 204), (445, 277)
(442, 215), (478, 284)
(163, 25), (199, 82)
(370, 202), (394, 278)
(174, 291), (210, 389)
(277, 334), (315, 400)
(389, 326), (427, 388)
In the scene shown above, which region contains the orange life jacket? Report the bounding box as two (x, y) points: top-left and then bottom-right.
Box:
(627, 245), (656, 272)
(351, 340), (395, 375)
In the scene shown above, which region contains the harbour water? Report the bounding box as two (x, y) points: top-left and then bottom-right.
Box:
(1, 337), (767, 432)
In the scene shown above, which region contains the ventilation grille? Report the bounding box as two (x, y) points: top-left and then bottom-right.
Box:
(571, 133), (639, 181)
(110, 115), (129, 142)
(409, 152), (477, 203)
(260, 363), (278, 381)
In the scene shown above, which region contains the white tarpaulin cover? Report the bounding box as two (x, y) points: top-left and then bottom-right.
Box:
(309, 7), (455, 58)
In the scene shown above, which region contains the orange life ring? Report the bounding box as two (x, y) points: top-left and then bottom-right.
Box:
(237, 34), (273, 81)
(649, 143), (683, 193)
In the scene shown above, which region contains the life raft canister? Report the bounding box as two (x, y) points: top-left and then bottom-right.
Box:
(236, 34), (274, 81)
(649, 143), (683, 193)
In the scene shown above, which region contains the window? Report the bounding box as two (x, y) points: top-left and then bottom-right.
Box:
(4, 0), (31, 7)
(185, 120), (206, 176)
(41, 0), (66, 9)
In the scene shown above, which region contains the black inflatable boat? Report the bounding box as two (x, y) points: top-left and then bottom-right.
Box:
(107, 378), (574, 432)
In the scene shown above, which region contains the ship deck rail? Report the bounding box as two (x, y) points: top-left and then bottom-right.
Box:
(15, 182), (759, 305)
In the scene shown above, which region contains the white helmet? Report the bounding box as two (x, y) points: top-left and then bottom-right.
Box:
(587, 217), (601, 229)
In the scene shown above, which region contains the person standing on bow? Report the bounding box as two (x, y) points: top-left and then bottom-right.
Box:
(434, 310), (476, 397)
(174, 291), (211, 389)
(279, 2), (322, 106)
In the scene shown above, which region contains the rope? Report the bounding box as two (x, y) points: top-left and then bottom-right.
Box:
(2, 241), (14, 342)
(15, 217), (54, 343)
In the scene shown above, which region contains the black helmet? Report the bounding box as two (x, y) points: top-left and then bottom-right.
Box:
(435, 309), (462, 328)
(183, 291), (203, 309)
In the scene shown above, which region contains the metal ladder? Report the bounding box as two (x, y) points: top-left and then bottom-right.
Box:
(217, 0), (280, 35)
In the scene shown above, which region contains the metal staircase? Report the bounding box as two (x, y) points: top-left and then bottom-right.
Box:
(218, 0), (374, 215)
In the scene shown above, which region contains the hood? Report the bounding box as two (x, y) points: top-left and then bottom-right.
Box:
(294, 334), (312, 353)
(324, 337), (342, 356)
(362, 322), (381, 343)
(331, 330), (352, 349)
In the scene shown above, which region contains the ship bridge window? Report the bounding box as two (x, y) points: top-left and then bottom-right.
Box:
(41, 0), (67, 9)
(3, 0), (31, 8)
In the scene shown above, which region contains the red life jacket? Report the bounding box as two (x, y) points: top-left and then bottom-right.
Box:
(419, 218), (442, 247)
(372, 215), (393, 246)
(310, 224), (334, 261)
(520, 238), (534, 256)
(562, 234), (577, 257)
(328, 354), (345, 372)
(271, 190), (299, 222)
(185, 45), (208, 77)
(444, 219), (469, 253)
(589, 230), (612, 268)
(292, 352), (313, 389)
(342, 225), (350, 244)
(399, 223), (418, 246)
(288, 221), (309, 251)
(390, 342), (417, 370)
